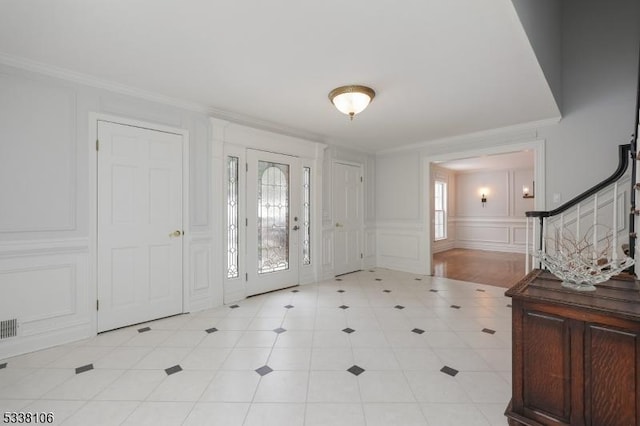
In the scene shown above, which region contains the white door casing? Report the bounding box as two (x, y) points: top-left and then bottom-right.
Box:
(333, 161), (363, 276)
(246, 149), (301, 295)
(97, 121), (184, 332)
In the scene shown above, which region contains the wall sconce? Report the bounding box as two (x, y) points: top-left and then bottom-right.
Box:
(479, 187), (488, 207)
(523, 181), (535, 199)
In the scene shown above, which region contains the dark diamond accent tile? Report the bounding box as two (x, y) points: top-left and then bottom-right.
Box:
(229, 304), (240, 309)
(291, 289), (299, 293)
(335, 278), (343, 281)
(138, 326), (151, 333)
(347, 365), (365, 376)
(482, 328), (496, 335)
(0, 363), (7, 369)
(507, 304), (512, 308)
(342, 327), (355, 334)
(440, 366), (459, 377)
(375, 278), (382, 281)
(412, 328), (425, 334)
(284, 305), (294, 309)
(337, 290), (345, 293)
(414, 278), (422, 281)
(429, 289), (439, 293)
(205, 327), (218, 334)
(75, 364), (93, 374)
(450, 305), (461, 309)
(339, 305), (349, 310)
(165, 365), (182, 376)
(394, 305), (405, 310)
(273, 327), (287, 334)
(383, 289), (391, 293)
(476, 289), (486, 292)
(255, 365), (273, 376)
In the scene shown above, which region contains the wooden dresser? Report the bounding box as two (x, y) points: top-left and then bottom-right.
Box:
(505, 269), (640, 426)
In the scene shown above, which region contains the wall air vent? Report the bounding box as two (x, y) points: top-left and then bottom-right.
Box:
(0, 319), (18, 339)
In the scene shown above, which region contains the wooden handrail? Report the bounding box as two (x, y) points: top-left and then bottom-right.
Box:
(525, 144), (631, 218)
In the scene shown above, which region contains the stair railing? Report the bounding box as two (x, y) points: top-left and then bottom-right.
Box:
(524, 143), (635, 274)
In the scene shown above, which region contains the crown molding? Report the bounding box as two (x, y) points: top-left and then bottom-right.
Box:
(206, 106), (327, 144)
(0, 52), (213, 114)
(0, 52), (329, 144)
(376, 116), (561, 156)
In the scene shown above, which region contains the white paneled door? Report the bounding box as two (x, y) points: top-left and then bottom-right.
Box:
(97, 121), (183, 332)
(333, 162), (363, 275)
(246, 150), (300, 295)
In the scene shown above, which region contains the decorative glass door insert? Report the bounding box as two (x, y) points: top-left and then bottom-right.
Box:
(246, 150), (300, 295)
(257, 161), (290, 274)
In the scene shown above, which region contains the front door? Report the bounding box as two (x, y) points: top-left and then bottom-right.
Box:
(333, 162), (363, 275)
(246, 150), (300, 295)
(97, 121), (183, 332)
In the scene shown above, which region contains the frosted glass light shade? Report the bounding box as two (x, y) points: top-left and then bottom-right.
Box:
(329, 85), (375, 119)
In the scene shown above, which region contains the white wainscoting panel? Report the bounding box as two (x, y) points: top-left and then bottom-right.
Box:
(188, 237), (215, 313)
(322, 228), (334, 280)
(0, 241), (91, 359)
(456, 225), (510, 244)
(453, 217), (527, 253)
(376, 223), (428, 275)
(364, 227), (377, 268)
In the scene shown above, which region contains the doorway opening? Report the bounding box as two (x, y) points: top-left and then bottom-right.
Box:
(424, 140), (545, 287)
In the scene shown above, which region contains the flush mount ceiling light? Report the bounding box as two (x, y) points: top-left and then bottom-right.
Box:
(328, 85), (375, 120)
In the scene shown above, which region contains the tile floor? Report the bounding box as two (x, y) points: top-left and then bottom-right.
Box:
(0, 268), (513, 425)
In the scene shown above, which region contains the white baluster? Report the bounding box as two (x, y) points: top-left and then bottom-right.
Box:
(612, 183), (618, 261)
(593, 194), (598, 263)
(576, 204), (581, 241)
(542, 217), (547, 255)
(560, 213), (564, 253)
(525, 217), (529, 272)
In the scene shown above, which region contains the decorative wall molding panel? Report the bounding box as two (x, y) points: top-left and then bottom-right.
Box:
(0, 73), (77, 234)
(376, 223), (428, 275)
(0, 250), (91, 359)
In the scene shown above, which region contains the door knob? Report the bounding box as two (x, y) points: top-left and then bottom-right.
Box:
(335, 223), (343, 228)
(169, 230), (183, 237)
(292, 225), (300, 231)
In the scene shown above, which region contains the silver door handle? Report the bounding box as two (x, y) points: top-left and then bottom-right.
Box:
(335, 223), (343, 228)
(169, 230), (183, 237)
(292, 225), (300, 231)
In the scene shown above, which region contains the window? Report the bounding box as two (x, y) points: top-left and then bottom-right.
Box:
(434, 180), (447, 240)
(226, 156), (239, 278)
(302, 167), (311, 265)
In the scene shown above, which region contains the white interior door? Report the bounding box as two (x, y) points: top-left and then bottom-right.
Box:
(97, 121), (183, 332)
(246, 150), (300, 295)
(333, 162), (363, 275)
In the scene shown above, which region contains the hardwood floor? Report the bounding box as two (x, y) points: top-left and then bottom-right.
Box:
(433, 248), (526, 289)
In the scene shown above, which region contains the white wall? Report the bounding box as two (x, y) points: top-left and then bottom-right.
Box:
(0, 63), (218, 358)
(375, 153), (425, 273)
(453, 168), (534, 253)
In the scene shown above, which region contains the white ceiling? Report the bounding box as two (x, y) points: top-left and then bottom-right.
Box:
(0, 0), (561, 152)
(437, 150), (534, 172)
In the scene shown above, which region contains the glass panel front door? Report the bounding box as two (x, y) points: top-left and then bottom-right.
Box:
(247, 150), (300, 295)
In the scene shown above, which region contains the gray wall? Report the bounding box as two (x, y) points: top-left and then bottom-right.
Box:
(542, 0), (640, 207)
(511, 0), (563, 111)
